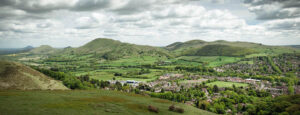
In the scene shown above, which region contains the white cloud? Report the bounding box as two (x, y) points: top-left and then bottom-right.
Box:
(0, 0), (299, 48)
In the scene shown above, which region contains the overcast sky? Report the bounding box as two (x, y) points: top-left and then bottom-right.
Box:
(0, 0), (299, 48)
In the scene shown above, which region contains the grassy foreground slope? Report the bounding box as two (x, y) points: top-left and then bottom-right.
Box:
(0, 90), (216, 115)
(0, 61), (68, 90)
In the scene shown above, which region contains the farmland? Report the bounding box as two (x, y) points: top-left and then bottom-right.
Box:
(0, 38), (299, 115)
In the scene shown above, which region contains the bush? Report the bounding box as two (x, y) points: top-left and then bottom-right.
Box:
(148, 105), (159, 113)
(175, 107), (184, 113)
(169, 104), (175, 111)
(169, 104), (184, 113)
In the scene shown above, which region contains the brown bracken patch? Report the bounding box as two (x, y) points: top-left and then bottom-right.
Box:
(153, 99), (172, 104)
(126, 103), (148, 112)
(0, 91), (20, 96)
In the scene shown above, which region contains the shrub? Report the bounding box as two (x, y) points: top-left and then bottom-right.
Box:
(169, 104), (184, 113)
(148, 105), (159, 113)
(169, 104), (175, 111)
(175, 107), (184, 113)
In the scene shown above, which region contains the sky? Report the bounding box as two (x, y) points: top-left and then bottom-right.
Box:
(0, 0), (299, 48)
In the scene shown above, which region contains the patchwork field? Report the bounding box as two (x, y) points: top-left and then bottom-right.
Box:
(0, 90), (216, 115)
(176, 56), (241, 67)
(206, 81), (249, 88)
(179, 79), (208, 84)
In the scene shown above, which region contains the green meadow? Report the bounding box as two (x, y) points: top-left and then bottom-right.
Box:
(206, 81), (249, 88)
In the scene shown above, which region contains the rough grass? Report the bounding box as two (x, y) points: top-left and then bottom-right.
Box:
(0, 90), (216, 115)
(0, 61), (68, 90)
(206, 81), (249, 88)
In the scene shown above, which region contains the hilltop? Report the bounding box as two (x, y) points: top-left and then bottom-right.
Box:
(29, 45), (57, 54)
(20, 38), (300, 59)
(74, 38), (172, 60)
(165, 40), (299, 56)
(0, 61), (68, 90)
(183, 44), (257, 57)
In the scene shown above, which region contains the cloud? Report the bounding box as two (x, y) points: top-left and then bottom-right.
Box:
(0, 0), (299, 48)
(244, 0), (300, 20)
(75, 13), (111, 29)
(71, 0), (110, 11)
(262, 17), (300, 30)
(0, 0), (76, 13)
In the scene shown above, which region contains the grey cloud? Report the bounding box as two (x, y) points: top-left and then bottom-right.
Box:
(244, 0), (300, 20)
(109, 0), (156, 15)
(0, 0), (72, 14)
(71, 0), (110, 11)
(0, 0), (16, 7)
(263, 18), (300, 30)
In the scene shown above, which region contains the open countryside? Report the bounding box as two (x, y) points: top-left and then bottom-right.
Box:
(1, 0), (300, 115)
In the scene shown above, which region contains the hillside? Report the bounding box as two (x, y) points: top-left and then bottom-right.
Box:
(165, 40), (206, 51)
(0, 61), (68, 90)
(29, 45), (57, 54)
(184, 44), (257, 57)
(75, 38), (172, 60)
(0, 90), (216, 115)
(165, 40), (299, 56)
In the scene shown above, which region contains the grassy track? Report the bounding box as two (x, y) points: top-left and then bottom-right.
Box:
(0, 90), (216, 115)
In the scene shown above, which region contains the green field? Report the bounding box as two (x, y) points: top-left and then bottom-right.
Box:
(0, 90), (215, 115)
(176, 56), (241, 67)
(206, 81), (249, 88)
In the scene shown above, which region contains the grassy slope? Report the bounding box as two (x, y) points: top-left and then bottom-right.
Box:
(29, 45), (58, 54)
(0, 61), (68, 90)
(0, 90), (216, 115)
(186, 44), (257, 57)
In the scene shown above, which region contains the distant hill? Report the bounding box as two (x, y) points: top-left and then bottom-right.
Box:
(183, 44), (257, 57)
(166, 40), (206, 51)
(287, 45), (300, 49)
(29, 45), (57, 54)
(12, 38), (300, 58)
(0, 46), (34, 55)
(0, 61), (68, 90)
(74, 38), (172, 60)
(165, 40), (299, 56)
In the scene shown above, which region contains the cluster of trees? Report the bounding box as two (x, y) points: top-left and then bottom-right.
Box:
(245, 94), (300, 115)
(34, 67), (110, 89)
(175, 66), (215, 73)
(195, 86), (274, 114)
(114, 67), (151, 79)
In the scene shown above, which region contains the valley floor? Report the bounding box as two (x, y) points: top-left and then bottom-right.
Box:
(0, 90), (215, 115)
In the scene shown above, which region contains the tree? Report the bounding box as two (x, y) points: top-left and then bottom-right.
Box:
(115, 81), (122, 90)
(161, 88), (165, 93)
(213, 85), (219, 93)
(288, 84), (294, 95)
